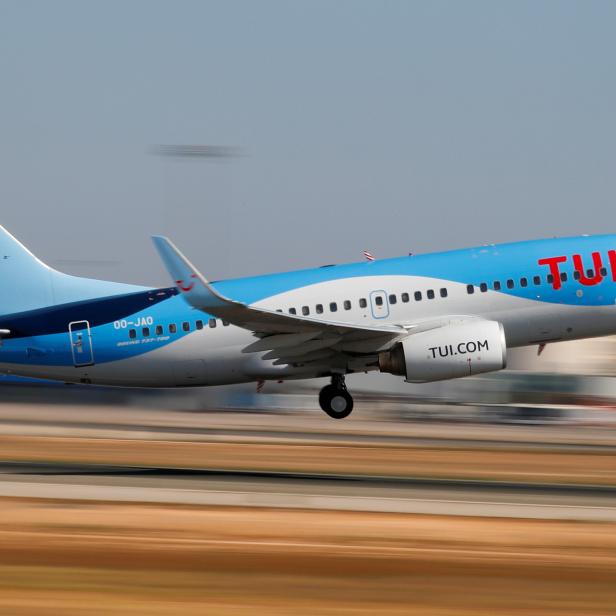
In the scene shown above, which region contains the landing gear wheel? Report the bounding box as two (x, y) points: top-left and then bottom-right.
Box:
(318, 383), (354, 419)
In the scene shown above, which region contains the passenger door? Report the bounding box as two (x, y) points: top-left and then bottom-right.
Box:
(68, 320), (95, 367)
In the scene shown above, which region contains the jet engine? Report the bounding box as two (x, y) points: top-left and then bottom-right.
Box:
(379, 320), (506, 382)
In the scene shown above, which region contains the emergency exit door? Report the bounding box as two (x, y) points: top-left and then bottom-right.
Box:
(369, 290), (390, 319)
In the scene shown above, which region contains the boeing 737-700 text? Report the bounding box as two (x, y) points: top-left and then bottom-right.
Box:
(0, 225), (613, 418)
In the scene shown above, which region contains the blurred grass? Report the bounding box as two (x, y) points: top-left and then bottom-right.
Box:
(0, 500), (615, 615)
(0, 434), (614, 485)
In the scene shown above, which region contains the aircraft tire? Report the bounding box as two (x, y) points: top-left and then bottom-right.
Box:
(318, 385), (353, 419)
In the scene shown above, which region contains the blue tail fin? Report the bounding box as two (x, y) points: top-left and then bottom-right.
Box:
(0, 225), (146, 316)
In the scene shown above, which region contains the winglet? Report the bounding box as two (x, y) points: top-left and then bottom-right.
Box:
(151, 236), (239, 310)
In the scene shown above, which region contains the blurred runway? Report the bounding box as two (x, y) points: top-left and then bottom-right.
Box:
(0, 401), (615, 614)
(0, 462), (615, 521)
(0, 402), (615, 519)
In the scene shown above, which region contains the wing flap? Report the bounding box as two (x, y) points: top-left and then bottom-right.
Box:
(241, 332), (320, 353)
(261, 336), (342, 360)
(272, 349), (338, 365)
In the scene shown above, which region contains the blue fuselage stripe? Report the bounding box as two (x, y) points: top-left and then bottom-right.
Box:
(0, 288), (178, 338)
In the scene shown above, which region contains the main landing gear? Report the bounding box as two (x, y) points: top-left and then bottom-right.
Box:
(318, 374), (354, 419)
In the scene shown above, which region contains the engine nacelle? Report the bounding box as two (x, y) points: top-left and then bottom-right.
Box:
(379, 320), (506, 382)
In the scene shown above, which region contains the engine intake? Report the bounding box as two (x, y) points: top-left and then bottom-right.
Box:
(379, 320), (506, 382)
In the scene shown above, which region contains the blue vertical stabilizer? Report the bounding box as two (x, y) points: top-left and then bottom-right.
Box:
(0, 225), (147, 316)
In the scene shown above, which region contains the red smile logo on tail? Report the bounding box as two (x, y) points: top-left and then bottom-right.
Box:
(176, 274), (197, 292)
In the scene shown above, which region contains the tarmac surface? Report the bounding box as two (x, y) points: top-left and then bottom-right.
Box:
(0, 461), (615, 520)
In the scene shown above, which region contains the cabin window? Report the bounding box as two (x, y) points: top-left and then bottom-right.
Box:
(129, 329), (136, 339)
(520, 277), (528, 288)
(547, 274), (554, 284)
(208, 318), (217, 328)
(155, 325), (163, 335)
(142, 327), (150, 337)
(573, 270), (580, 280)
(344, 300), (352, 310)
(302, 306), (310, 316)
(359, 298), (367, 308)
(414, 291), (422, 301)
(401, 293), (409, 303)
(196, 320), (203, 330)
(560, 272), (568, 282)
(375, 296), (383, 306)
(169, 324), (177, 334)
(587, 269), (594, 277)
(330, 302), (338, 312)
(427, 289), (435, 299)
(479, 283), (488, 292)
(388, 294), (397, 305)
(316, 304), (324, 314)
(466, 284), (474, 294)
(533, 275), (541, 285)
(289, 308), (297, 315)
(440, 288), (448, 298)
(506, 279), (514, 289)
(600, 267), (608, 276)
(493, 281), (501, 291)
(182, 322), (190, 332)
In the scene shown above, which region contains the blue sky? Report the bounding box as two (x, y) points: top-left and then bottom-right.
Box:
(1, 1), (615, 285)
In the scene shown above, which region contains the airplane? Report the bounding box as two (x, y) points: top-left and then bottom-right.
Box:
(0, 224), (614, 419)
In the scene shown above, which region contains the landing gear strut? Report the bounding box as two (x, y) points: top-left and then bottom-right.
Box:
(318, 374), (354, 419)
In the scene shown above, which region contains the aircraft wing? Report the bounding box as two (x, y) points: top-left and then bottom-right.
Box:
(152, 236), (409, 361)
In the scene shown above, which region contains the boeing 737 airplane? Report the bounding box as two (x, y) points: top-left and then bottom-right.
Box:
(0, 225), (614, 418)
